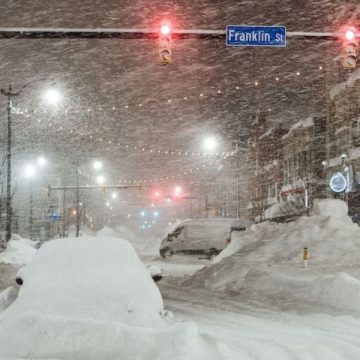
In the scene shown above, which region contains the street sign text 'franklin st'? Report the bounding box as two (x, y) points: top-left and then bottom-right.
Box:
(226, 25), (286, 47)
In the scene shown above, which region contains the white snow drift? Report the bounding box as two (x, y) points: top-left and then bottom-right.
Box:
(0, 236), (216, 360)
(185, 199), (360, 314)
(0, 234), (38, 265)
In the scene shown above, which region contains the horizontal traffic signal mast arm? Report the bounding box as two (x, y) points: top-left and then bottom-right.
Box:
(49, 185), (152, 191)
(0, 27), (356, 40)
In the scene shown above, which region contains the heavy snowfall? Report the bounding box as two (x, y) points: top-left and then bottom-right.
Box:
(1, 0), (360, 359)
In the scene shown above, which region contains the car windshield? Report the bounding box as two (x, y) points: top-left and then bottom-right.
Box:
(1, 2), (360, 360)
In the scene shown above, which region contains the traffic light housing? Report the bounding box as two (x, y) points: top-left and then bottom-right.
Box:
(159, 22), (172, 65)
(341, 26), (358, 70)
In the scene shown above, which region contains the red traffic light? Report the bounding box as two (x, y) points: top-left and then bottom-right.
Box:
(151, 189), (163, 201)
(340, 26), (358, 69)
(345, 29), (356, 41)
(340, 26), (357, 42)
(158, 21), (172, 65)
(160, 24), (171, 35)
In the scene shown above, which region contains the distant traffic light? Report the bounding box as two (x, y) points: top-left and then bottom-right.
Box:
(151, 189), (163, 201)
(341, 26), (358, 70)
(159, 21), (172, 65)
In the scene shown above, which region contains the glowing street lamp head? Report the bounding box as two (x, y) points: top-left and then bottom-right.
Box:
(93, 160), (102, 171)
(24, 164), (36, 178)
(96, 175), (105, 185)
(202, 136), (218, 152)
(174, 186), (182, 195)
(37, 156), (47, 167)
(44, 88), (62, 105)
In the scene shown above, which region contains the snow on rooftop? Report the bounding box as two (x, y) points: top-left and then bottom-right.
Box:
(330, 68), (360, 99)
(259, 127), (275, 140)
(282, 117), (314, 140)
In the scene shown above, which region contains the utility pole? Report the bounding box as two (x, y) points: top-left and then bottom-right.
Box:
(62, 187), (66, 237)
(29, 178), (34, 239)
(75, 162), (80, 237)
(1, 85), (19, 242)
(235, 143), (240, 219)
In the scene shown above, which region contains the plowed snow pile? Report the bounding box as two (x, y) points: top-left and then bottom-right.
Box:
(0, 235), (38, 265)
(185, 199), (360, 314)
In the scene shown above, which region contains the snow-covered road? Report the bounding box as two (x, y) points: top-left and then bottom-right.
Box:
(160, 278), (360, 360)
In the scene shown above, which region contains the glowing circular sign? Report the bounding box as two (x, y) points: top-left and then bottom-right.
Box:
(329, 172), (347, 193)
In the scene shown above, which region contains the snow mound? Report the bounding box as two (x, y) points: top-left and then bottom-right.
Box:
(0, 236), (214, 359)
(114, 224), (137, 242)
(0, 287), (17, 313)
(186, 199), (360, 314)
(311, 198), (348, 218)
(314, 272), (360, 312)
(0, 235), (38, 265)
(96, 226), (119, 238)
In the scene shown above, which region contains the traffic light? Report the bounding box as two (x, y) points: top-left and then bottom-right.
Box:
(341, 26), (358, 70)
(159, 22), (172, 65)
(151, 189), (163, 201)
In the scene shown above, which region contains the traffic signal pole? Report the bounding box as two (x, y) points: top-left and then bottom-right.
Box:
(0, 27), (352, 40)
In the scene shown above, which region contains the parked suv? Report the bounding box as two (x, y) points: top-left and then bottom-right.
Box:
(159, 218), (251, 259)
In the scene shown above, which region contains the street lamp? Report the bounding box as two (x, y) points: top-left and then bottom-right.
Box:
(44, 88), (62, 105)
(202, 136), (218, 153)
(24, 158), (48, 240)
(24, 164), (36, 178)
(37, 156), (47, 167)
(96, 175), (106, 185)
(0, 80), (58, 243)
(24, 164), (36, 240)
(72, 161), (105, 238)
(93, 160), (103, 171)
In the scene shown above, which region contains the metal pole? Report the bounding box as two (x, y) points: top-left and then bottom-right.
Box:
(4, 85), (16, 242)
(75, 163), (80, 237)
(46, 186), (51, 239)
(5, 87), (12, 242)
(62, 187), (66, 237)
(29, 179), (33, 239)
(236, 143), (240, 219)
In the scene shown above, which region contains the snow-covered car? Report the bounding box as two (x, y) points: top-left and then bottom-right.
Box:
(159, 218), (251, 259)
(0, 236), (204, 360)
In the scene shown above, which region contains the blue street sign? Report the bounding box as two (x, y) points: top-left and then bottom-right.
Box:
(226, 25), (286, 47)
(47, 213), (62, 221)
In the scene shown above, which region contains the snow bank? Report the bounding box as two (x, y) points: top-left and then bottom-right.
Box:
(186, 199), (360, 314)
(0, 236), (213, 359)
(114, 224), (137, 242)
(0, 287), (17, 313)
(0, 235), (38, 265)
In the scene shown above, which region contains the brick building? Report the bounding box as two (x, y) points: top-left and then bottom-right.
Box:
(325, 68), (360, 218)
(247, 111), (286, 220)
(281, 116), (327, 212)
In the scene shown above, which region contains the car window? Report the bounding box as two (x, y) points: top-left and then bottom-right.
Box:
(185, 225), (228, 240)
